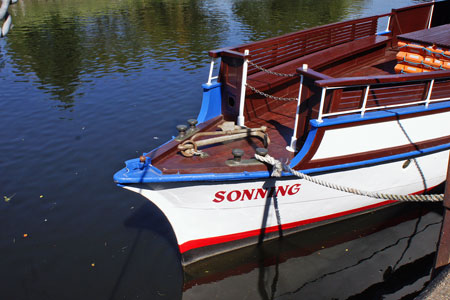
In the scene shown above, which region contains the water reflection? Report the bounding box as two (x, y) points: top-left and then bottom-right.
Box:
(3, 0), (430, 109)
(6, 0), (229, 106)
(183, 203), (442, 300)
(0, 1), (439, 298)
(232, 0), (365, 41)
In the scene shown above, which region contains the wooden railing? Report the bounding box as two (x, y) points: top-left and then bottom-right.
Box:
(210, 16), (381, 75)
(312, 70), (450, 121)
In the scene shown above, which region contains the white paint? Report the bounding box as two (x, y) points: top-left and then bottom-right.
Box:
(312, 111), (450, 160)
(125, 149), (448, 248)
(237, 49), (249, 126)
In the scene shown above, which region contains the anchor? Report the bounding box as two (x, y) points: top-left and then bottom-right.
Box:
(177, 125), (270, 157)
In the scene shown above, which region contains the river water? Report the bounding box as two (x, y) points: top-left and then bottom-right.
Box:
(0, 0), (442, 299)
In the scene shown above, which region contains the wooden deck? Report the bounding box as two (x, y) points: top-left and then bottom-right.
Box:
(154, 101), (296, 175)
(340, 50), (398, 77)
(153, 49), (399, 175)
(397, 24), (450, 48)
(149, 1), (450, 176)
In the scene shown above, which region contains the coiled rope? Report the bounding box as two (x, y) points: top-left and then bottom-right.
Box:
(255, 153), (444, 202)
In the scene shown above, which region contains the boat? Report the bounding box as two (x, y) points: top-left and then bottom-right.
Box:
(114, 1), (450, 265)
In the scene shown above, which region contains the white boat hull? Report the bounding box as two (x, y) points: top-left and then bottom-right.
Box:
(124, 149), (448, 263)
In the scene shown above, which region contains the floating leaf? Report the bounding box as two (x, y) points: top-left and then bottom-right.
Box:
(4, 193), (16, 202)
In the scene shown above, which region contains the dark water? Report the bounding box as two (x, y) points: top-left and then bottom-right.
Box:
(0, 0), (441, 299)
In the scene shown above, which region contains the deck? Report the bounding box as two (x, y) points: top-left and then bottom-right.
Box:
(397, 24), (450, 48)
(153, 50), (400, 174)
(149, 2), (450, 176)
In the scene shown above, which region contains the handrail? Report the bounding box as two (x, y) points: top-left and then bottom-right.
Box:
(209, 14), (385, 59)
(235, 15), (381, 51)
(296, 67), (332, 81)
(206, 57), (218, 85)
(315, 70), (450, 88)
(315, 75), (450, 122)
(207, 1), (436, 60)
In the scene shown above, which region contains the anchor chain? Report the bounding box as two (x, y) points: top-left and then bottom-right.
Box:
(248, 60), (297, 77)
(246, 84), (298, 101)
(245, 59), (299, 101)
(255, 153), (444, 202)
(0, 0), (17, 38)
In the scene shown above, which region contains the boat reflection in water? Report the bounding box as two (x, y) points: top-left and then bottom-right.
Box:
(182, 202), (443, 300)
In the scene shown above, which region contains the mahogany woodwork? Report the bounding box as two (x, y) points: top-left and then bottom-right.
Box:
(247, 35), (391, 92)
(294, 106), (450, 170)
(316, 70), (450, 87)
(212, 16), (381, 74)
(149, 2), (450, 176)
(389, 3), (433, 45)
(397, 24), (450, 48)
(146, 115), (224, 164)
(153, 101), (298, 174)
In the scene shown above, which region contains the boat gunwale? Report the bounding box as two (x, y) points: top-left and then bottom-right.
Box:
(114, 101), (450, 184)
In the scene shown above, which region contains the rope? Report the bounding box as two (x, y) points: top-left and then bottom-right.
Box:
(247, 60), (297, 78)
(246, 84), (298, 101)
(255, 153), (444, 202)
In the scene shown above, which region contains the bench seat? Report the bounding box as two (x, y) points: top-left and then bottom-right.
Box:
(246, 35), (392, 93)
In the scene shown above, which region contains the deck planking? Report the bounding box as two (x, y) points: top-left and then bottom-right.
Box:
(397, 24), (450, 48)
(154, 101), (297, 175)
(153, 35), (445, 175)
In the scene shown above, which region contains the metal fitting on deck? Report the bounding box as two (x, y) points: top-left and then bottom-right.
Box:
(232, 148), (244, 162)
(176, 124), (188, 140)
(256, 148), (268, 157)
(138, 155), (148, 170)
(186, 119), (198, 136)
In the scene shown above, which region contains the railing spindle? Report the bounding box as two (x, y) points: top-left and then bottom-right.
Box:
(318, 87), (327, 123)
(287, 64), (307, 152)
(425, 79), (435, 108)
(207, 57), (216, 85)
(361, 85), (370, 117)
(238, 49), (250, 127)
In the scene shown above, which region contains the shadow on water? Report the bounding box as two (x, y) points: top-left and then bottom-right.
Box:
(123, 200), (180, 253)
(183, 200), (444, 300)
(108, 200), (183, 300)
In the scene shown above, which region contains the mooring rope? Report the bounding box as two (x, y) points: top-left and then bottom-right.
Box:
(255, 153), (444, 202)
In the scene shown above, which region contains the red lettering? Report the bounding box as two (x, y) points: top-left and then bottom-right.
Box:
(227, 190), (242, 202)
(276, 185), (289, 197)
(288, 184), (301, 195)
(213, 191), (226, 203)
(241, 189), (255, 201)
(256, 188), (268, 199)
(214, 184), (301, 203)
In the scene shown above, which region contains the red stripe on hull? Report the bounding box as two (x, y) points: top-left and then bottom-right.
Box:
(179, 200), (396, 253)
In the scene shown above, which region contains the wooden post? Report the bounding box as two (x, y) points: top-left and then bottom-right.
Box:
(432, 152), (450, 278)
